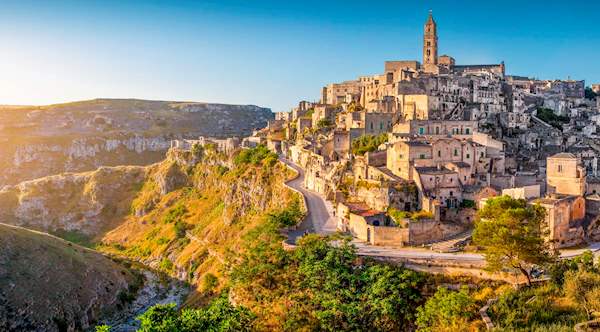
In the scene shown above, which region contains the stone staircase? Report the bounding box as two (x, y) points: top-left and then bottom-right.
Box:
(430, 230), (473, 253)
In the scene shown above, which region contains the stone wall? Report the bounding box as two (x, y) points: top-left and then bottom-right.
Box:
(408, 219), (465, 245)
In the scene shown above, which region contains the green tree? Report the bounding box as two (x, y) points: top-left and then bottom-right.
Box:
(360, 264), (424, 331)
(415, 286), (476, 332)
(473, 196), (555, 286)
(137, 294), (255, 332)
(137, 303), (181, 332)
(95, 325), (111, 332)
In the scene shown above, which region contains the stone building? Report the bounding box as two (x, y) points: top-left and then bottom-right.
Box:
(546, 153), (586, 196)
(422, 11), (438, 74)
(535, 153), (589, 248)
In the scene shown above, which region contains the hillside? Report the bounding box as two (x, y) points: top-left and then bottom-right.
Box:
(0, 98), (273, 186)
(0, 165), (147, 238)
(98, 145), (303, 306)
(0, 223), (140, 331)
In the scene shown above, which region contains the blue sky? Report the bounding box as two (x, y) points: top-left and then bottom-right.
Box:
(0, 0), (598, 111)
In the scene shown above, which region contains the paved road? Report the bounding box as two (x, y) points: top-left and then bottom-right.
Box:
(279, 159), (600, 263)
(281, 159), (337, 243)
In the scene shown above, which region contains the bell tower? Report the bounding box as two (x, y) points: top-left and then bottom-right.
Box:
(423, 10), (438, 73)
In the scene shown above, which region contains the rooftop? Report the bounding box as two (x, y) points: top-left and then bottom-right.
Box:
(549, 152), (577, 159)
(415, 166), (456, 175)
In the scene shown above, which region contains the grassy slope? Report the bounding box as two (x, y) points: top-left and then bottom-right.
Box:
(0, 223), (139, 331)
(99, 148), (300, 307)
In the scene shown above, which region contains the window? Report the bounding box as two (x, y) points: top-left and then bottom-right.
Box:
(557, 165), (563, 173)
(438, 150), (441, 157)
(454, 149), (458, 157)
(419, 127), (425, 135)
(380, 122), (383, 130)
(480, 152), (484, 158)
(435, 127), (440, 134)
(465, 128), (470, 134)
(420, 154), (425, 159)
(466, 153), (470, 159)
(370, 122), (373, 130)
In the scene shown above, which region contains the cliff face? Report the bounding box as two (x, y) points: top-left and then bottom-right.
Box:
(0, 98), (273, 186)
(99, 147), (300, 305)
(0, 165), (147, 237)
(0, 224), (138, 332)
(0, 145), (300, 310)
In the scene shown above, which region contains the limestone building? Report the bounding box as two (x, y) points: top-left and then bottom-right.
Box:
(546, 153), (586, 196)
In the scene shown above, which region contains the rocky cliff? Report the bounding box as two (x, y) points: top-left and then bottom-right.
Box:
(98, 146), (301, 305)
(0, 165), (147, 238)
(0, 224), (140, 332)
(0, 98), (273, 186)
(0, 144), (301, 309)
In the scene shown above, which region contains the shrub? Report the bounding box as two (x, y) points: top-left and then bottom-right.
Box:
(267, 199), (304, 227)
(173, 221), (188, 239)
(234, 145), (278, 166)
(201, 273), (219, 292)
(415, 286), (476, 331)
(163, 205), (187, 224)
(159, 258), (174, 272)
(490, 284), (584, 329)
(136, 294), (255, 332)
(316, 118), (332, 129)
(536, 108), (569, 129)
(351, 134), (388, 155)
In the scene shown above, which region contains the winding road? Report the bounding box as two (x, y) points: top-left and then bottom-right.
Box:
(280, 158), (600, 266)
(281, 159), (337, 243)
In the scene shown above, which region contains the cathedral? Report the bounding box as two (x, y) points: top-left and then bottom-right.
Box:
(421, 11), (504, 76)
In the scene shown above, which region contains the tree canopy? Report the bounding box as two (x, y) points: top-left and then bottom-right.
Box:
(136, 295), (255, 332)
(415, 286), (476, 332)
(473, 196), (555, 285)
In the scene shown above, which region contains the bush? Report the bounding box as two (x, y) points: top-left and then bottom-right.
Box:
(316, 118), (332, 129)
(163, 205), (187, 224)
(136, 294), (255, 332)
(201, 273), (219, 292)
(159, 258), (174, 272)
(416, 286), (476, 331)
(489, 284), (584, 329)
(234, 145), (278, 166)
(267, 199), (304, 227)
(536, 108), (569, 129)
(173, 221), (188, 239)
(191, 143), (204, 160)
(351, 134), (388, 155)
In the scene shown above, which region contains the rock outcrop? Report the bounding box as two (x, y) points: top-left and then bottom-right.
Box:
(0, 166), (147, 236)
(0, 98), (273, 186)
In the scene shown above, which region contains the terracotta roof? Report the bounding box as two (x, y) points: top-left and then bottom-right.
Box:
(346, 202), (384, 217)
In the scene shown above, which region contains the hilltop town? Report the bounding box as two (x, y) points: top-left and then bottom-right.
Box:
(191, 11), (600, 253)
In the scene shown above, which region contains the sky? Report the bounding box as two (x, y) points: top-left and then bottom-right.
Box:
(0, 0), (598, 112)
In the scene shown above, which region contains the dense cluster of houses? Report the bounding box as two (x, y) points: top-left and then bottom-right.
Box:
(191, 12), (600, 250)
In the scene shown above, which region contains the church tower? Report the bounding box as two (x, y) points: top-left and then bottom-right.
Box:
(423, 10), (438, 73)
